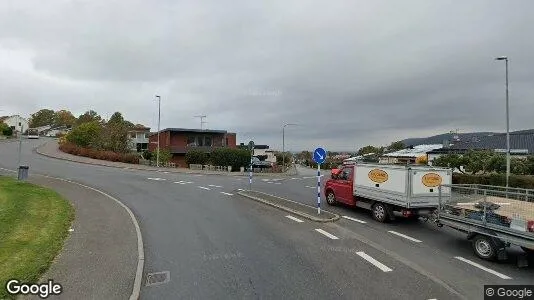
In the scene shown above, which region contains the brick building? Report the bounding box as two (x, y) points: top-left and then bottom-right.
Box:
(148, 128), (237, 167)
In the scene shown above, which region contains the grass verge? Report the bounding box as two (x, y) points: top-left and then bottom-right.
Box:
(0, 176), (74, 299)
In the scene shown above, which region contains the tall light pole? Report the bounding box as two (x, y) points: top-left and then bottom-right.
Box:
(282, 123), (297, 171)
(155, 95), (161, 168)
(495, 56), (510, 187)
(194, 115), (207, 130)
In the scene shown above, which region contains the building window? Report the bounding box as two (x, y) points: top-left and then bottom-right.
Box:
(144, 133), (149, 139)
(18, 122), (21, 126)
(187, 136), (196, 146)
(204, 136), (212, 147)
(226, 138), (229, 146)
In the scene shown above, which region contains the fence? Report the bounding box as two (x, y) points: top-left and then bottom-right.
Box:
(438, 184), (534, 235)
(139, 159), (177, 168)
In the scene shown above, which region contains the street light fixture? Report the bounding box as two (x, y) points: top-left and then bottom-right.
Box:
(282, 123), (297, 171)
(155, 95), (161, 168)
(494, 56), (510, 187)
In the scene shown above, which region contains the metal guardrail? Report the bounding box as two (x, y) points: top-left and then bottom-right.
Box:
(438, 184), (534, 236)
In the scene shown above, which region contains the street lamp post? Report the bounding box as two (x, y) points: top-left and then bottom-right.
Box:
(282, 123), (297, 171)
(495, 56), (510, 188)
(155, 95), (161, 168)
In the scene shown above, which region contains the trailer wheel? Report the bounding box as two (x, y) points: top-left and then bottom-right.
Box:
(372, 202), (389, 223)
(326, 190), (337, 206)
(521, 247), (534, 254)
(472, 235), (498, 260)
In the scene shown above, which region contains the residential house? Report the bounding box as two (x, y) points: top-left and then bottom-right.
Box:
(128, 125), (151, 152)
(379, 144), (443, 165)
(252, 145), (276, 163)
(0, 115), (29, 133)
(148, 128), (237, 167)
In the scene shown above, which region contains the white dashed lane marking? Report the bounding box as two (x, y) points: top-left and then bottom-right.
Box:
(220, 192), (234, 196)
(198, 186), (211, 190)
(454, 257), (512, 279)
(208, 184), (223, 188)
(342, 216), (367, 224)
(147, 178), (166, 181)
(305, 186), (315, 189)
(315, 229), (339, 240)
(388, 231), (422, 243)
(286, 215), (304, 223)
(356, 251), (393, 272)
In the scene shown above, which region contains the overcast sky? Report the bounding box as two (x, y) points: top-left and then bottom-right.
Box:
(1, 0), (533, 151)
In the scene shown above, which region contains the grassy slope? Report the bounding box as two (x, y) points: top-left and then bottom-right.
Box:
(0, 176), (74, 299)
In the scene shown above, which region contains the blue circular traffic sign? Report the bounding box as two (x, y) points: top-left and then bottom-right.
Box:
(313, 147), (326, 164)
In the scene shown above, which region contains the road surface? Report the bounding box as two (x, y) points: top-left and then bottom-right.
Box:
(1, 139), (531, 299)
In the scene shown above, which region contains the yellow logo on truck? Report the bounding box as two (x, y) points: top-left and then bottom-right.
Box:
(422, 173), (442, 187)
(368, 169), (388, 183)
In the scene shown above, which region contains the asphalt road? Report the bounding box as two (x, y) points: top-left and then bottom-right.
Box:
(1, 140), (530, 299)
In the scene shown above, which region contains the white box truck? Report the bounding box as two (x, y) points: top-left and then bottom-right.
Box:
(325, 163), (452, 222)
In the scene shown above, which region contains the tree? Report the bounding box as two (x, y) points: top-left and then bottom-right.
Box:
(76, 110), (102, 126)
(29, 109), (55, 127)
(387, 141), (405, 152)
(526, 156), (534, 175)
(100, 112), (130, 153)
(358, 145), (379, 156)
(65, 121), (103, 148)
(0, 122), (13, 136)
(54, 110), (76, 127)
(432, 154), (468, 173)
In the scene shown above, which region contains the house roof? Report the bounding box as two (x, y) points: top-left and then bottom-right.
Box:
(383, 144), (443, 158)
(450, 132), (534, 154)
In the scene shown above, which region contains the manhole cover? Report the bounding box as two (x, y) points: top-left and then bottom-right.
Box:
(145, 271), (170, 287)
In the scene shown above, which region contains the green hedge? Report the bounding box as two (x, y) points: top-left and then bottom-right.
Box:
(452, 173), (534, 189)
(208, 148), (251, 170)
(185, 150), (210, 165)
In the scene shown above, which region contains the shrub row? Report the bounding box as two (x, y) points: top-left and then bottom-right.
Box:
(452, 173), (534, 189)
(60, 143), (139, 164)
(185, 148), (251, 171)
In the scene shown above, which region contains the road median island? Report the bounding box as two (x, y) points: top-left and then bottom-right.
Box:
(0, 176), (74, 300)
(237, 190), (340, 222)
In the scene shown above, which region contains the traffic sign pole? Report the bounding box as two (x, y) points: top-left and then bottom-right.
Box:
(313, 147), (326, 215)
(317, 163), (321, 215)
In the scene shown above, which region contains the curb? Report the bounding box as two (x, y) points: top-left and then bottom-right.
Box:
(0, 166), (144, 300)
(237, 190), (340, 223)
(35, 143), (297, 178)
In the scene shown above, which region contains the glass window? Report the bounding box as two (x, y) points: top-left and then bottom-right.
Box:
(187, 136), (196, 146)
(342, 168), (352, 180)
(204, 136), (212, 147)
(144, 133), (149, 139)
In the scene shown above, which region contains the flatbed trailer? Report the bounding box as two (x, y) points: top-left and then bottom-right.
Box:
(435, 184), (534, 261)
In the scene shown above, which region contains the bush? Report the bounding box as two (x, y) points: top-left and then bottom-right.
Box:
(208, 148), (251, 171)
(59, 143), (139, 164)
(185, 150), (209, 165)
(452, 173), (534, 189)
(65, 121), (102, 148)
(0, 122), (13, 136)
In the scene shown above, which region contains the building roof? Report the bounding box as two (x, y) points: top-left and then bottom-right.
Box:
(0, 116), (8, 122)
(254, 145), (269, 149)
(163, 128), (227, 134)
(383, 144), (443, 158)
(450, 132), (534, 154)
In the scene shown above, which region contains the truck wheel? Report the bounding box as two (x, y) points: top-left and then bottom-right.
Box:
(521, 247), (534, 254)
(326, 191), (337, 206)
(372, 203), (389, 223)
(472, 235), (498, 260)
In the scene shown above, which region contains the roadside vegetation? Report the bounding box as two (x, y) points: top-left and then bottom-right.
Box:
(0, 176), (74, 299)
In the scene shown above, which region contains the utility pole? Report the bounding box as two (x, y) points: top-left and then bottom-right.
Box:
(194, 115), (207, 130)
(155, 95), (161, 168)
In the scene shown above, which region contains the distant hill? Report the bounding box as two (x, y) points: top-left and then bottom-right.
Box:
(402, 129), (534, 147)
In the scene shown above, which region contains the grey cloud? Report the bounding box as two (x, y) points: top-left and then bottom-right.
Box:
(1, 0), (534, 151)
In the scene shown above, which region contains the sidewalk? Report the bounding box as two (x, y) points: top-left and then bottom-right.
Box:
(37, 140), (297, 177)
(10, 173), (141, 300)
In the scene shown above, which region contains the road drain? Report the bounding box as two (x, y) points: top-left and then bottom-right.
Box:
(145, 271), (170, 287)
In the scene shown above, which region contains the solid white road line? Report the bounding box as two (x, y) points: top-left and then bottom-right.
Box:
(274, 182), (281, 185)
(220, 192), (234, 196)
(315, 229), (339, 240)
(342, 216), (367, 224)
(286, 215), (304, 223)
(388, 231), (422, 243)
(454, 256), (512, 279)
(267, 182), (274, 184)
(305, 186), (315, 189)
(147, 177), (166, 181)
(208, 184), (223, 188)
(356, 251), (393, 272)
(237, 188), (244, 191)
(198, 186), (211, 190)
